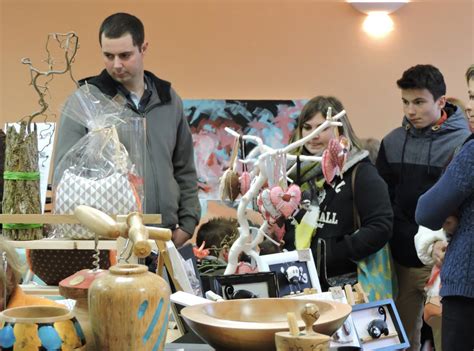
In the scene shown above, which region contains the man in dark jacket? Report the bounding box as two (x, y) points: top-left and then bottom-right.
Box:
(376, 64), (470, 350)
(53, 13), (200, 247)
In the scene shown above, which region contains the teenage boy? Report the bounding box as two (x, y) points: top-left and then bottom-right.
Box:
(376, 64), (470, 350)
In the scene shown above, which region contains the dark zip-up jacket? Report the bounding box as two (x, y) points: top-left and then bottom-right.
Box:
(376, 103), (470, 268)
(53, 70), (200, 235)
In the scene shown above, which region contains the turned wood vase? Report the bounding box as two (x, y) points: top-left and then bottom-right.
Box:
(88, 263), (171, 351)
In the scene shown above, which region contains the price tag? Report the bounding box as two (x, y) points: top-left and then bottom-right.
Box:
(297, 249), (311, 262)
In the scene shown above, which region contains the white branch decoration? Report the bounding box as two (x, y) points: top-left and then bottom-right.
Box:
(223, 110), (345, 274)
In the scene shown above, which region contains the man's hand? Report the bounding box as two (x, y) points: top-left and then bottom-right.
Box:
(432, 240), (448, 267)
(172, 227), (191, 248)
(442, 215), (458, 235)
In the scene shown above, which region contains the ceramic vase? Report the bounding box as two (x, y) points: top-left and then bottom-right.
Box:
(0, 305), (86, 350)
(88, 263), (171, 351)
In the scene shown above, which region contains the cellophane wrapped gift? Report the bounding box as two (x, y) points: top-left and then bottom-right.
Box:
(52, 85), (144, 239)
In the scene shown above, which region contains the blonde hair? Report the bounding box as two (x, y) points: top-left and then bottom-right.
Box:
(360, 138), (381, 164)
(0, 238), (26, 297)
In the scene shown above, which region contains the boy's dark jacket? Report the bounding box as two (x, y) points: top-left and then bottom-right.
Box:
(376, 102), (470, 267)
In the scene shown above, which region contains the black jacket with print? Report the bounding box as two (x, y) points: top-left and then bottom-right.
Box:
(284, 158), (393, 278)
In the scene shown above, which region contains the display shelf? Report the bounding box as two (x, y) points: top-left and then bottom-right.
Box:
(19, 284), (60, 296)
(0, 213), (162, 225)
(7, 238), (117, 250)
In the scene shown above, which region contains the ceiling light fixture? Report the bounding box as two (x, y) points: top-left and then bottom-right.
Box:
(348, 1), (409, 38)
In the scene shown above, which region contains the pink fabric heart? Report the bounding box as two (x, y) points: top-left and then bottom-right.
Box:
(322, 137), (348, 184)
(322, 148), (337, 184)
(257, 188), (281, 223)
(239, 171), (251, 195)
(269, 184), (302, 218)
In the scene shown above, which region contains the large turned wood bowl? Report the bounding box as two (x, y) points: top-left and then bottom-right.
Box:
(181, 298), (351, 351)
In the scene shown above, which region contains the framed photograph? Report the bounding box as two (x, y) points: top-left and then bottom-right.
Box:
(178, 243), (204, 297)
(211, 272), (278, 300)
(165, 240), (195, 295)
(260, 249), (321, 297)
(351, 299), (409, 350)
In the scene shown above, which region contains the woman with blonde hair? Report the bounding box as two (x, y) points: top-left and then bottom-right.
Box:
(284, 96), (394, 299)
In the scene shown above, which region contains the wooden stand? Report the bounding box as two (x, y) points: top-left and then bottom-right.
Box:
(344, 283), (368, 305)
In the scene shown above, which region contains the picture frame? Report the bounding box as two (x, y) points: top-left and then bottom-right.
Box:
(165, 240), (195, 295)
(211, 272), (278, 300)
(178, 243), (204, 297)
(351, 299), (410, 350)
(259, 249), (321, 297)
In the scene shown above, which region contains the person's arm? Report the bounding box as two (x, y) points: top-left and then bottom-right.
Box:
(171, 95), (201, 244)
(52, 94), (87, 183)
(332, 162), (393, 261)
(416, 140), (474, 230)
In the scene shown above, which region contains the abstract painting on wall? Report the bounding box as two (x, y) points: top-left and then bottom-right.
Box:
(184, 100), (307, 199)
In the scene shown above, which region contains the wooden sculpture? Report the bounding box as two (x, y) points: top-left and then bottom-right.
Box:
(74, 205), (171, 258)
(275, 303), (331, 351)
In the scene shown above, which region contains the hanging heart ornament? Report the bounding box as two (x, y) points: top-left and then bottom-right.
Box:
(322, 136), (349, 184)
(239, 171), (252, 195)
(269, 184), (302, 218)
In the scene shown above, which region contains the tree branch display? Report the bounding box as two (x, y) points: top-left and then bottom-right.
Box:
(2, 32), (79, 240)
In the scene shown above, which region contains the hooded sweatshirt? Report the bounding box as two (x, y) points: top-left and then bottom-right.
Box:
(285, 149), (393, 278)
(376, 102), (470, 268)
(53, 70), (200, 235)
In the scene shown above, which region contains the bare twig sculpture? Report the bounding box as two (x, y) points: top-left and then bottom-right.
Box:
(2, 32), (79, 240)
(21, 32), (79, 128)
(224, 110), (346, 274)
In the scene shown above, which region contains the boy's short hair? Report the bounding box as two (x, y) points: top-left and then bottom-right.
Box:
(397, 64), (446, 101)
(196, 217), (239, 257)
(466, 65), (474, 84)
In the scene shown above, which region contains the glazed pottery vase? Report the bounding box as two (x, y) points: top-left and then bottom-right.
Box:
(0, 305), (86, 350)
(88, 263), (171, 351)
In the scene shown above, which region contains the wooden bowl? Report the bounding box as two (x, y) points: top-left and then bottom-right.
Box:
(181, 298), (351, 351)
(0, 306), (86, 350)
